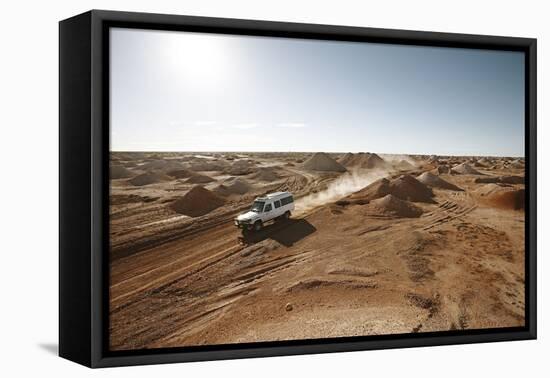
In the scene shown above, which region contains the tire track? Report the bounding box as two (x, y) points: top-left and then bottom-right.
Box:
(422, 200), (477, 231)
(110, 241), (243, 312)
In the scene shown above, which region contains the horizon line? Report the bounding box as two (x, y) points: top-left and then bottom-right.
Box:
(110, 150), (525, 159)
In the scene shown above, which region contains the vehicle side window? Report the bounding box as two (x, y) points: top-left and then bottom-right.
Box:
(274, 200), (281, 208)
(264, 204), (272, 212)
(281, 196), (294, 205)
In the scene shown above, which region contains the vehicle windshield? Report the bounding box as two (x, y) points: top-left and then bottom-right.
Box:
(251, 201), (265, 213)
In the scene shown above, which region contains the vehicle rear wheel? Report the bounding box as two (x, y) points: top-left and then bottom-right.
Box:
(254, 220), (263, 231)
(283, 211), (291, 220)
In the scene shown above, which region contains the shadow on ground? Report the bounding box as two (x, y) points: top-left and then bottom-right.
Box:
(239, 218), (317, 247)
(38, 343), (58, 355)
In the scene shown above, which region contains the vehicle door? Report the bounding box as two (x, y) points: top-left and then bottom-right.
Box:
(273, 199), (283, 218)
(262, 202), (274, 221)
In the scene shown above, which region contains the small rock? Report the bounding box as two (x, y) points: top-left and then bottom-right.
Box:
(285, 303), (293, 312)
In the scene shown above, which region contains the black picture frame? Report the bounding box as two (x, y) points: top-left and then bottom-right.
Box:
(59, 9), (537, 368)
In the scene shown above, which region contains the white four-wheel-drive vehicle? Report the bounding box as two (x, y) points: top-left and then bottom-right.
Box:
(235, 191), (294, 231)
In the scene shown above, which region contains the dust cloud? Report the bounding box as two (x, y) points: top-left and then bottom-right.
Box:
(295, 169), (389, 215)
(381, 154), (419, 166)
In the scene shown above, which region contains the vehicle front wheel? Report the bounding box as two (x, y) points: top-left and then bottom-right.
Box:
(283, 211), (291, 220)
(254, 220), (263, 231)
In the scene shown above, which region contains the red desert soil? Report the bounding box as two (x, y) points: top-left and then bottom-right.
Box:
(109, 152), (525, 351)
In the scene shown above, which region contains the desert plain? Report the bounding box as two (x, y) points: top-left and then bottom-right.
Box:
(109, 151), (525, 350)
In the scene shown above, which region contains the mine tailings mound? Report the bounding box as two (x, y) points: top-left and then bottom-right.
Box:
(474, 183), (506, 196)
(338, 152), (354, 164)
(128, 172), (170, 186)
(110, 194), (158, 205)
(302, 152), (347, 172)
(110, 165), (134, 179)
(249, 167), (282, 181)
(189, 160), (227, 172)
(349, 177), (391, 202)
(368, 194), (424, 218)
(486, 189), (525, 210)
(509, 159), (524, 169)
(186, 173), (215, 184)
(417, 172), (463, 191)
(170, 186), (225, 217)
(141, 159), (184, 172)
(474, 175), (524, 184)
(215, 178), (251, 196)
(474, 184), (524, 211)
(226, 160), (255, 175)
(350, 174), (435, 203)
(223, 178), (251, 194)
(387, 175), (436, 203)
(394, 159), (415, 170)
(452, 163), (484, 175)
(167, 169), (194, 179)
(339, 152), (388, 169)
(477, 157), (493, 166)
(431, 164), (452, 175)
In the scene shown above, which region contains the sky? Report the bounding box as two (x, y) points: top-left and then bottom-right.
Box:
(110, 27), (525, 157)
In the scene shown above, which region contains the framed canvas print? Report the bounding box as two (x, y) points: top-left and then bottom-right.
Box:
(59, 10), (537, 368)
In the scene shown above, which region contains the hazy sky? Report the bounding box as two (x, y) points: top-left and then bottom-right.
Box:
(110, 27), (525, 156)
